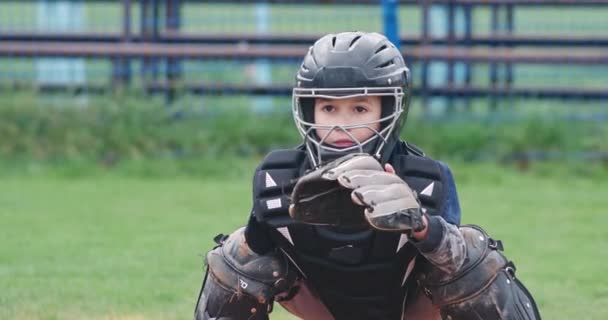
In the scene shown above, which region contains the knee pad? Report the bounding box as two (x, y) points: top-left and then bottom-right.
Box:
(419, 225), (541, 320)
(194, 228), (297, 320)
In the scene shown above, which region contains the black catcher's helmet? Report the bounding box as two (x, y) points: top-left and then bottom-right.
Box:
(293, 31), (411, 167)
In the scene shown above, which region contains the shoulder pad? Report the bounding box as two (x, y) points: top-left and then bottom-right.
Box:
(259, 148), (307, 171)
(404, 141), (425, 157)
(253, 149), (307, 227)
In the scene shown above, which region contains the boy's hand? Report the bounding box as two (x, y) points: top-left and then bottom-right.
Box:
(290, 154), (426, 236)
(333, 155), (426, 235)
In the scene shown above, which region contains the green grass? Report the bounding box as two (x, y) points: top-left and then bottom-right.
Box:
(1, 162), (607, 319)
(1, 92), (606, 165)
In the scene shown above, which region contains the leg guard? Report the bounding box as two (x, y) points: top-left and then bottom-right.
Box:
(194, 228), (297, 320)
(419, 225), (541, 320)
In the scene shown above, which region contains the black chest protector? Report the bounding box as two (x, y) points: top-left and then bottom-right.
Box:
(251, 143), (450, 320)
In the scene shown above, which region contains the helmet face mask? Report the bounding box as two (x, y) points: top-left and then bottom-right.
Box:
(292, 87), (405, 168)
(293, 32), (411, 167)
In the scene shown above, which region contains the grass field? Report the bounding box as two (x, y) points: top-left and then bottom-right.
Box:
(1, 162), (607, 319)
(1, 2), (607, 319)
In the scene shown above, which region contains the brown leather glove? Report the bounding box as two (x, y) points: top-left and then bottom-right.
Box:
(290, 153), (424, 232)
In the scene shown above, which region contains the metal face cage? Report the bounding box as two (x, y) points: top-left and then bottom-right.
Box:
(292, 87), (404, 168)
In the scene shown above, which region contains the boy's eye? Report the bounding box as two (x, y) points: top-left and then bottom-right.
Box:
(354, 106), (368, 113)
(322, 105), (335, 112)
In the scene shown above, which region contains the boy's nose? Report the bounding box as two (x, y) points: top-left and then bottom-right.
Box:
(335, 126), (352, 134)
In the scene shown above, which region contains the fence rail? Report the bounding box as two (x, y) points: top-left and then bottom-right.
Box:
(4, 32), (608, 47)
(3, 42), (608, 65)
(8, 81), (606, 101)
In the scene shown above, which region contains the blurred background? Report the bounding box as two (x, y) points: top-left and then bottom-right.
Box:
(0, 1), (606, 319)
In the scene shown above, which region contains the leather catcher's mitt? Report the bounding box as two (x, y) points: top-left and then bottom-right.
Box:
(289, 153), (425, 232)
(289, 153), (374, 227)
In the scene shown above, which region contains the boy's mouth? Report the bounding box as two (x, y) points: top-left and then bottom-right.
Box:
(331, 139), (356, 148)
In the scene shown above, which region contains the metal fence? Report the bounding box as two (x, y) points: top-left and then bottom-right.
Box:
(0, 0), (607, 114)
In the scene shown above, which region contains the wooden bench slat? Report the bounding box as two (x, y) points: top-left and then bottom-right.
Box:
(1, 41), (607, 64)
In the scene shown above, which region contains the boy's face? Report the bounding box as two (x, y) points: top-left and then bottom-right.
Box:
(314, 96), (382, 148)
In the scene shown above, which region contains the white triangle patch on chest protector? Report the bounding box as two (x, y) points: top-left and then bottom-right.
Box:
(420, 182), (435, 197)
(266, 198), (282, 210)
(276, 227), (294, 245)
(265, 172), (277, 188)
(396, 234), (409, 253)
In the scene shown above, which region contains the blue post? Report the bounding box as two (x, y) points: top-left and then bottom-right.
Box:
(382, 0), (400, 48)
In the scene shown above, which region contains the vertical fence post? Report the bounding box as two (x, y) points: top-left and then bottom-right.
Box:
(165, 0), (182, 104)
(382, 0), (399, 48)
(253, 0), (272, 113)
(420, 0), (430, 114)
(382, 0), (402, 114)
(451, 2), (469, 113)
(140, 0), (160, 86)
(490, 2), (499, 110)
(506, 3), (514, 89)
(463, 3), (473, 110)
(427, 0), (449, 117)
(113, 0), (132, 88)
(151, 0), (160, 80)
(140, 0), (151, 82)
(447, 0), (455, 111)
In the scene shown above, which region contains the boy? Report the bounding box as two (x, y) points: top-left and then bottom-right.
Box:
(194, 32), (540, 320)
